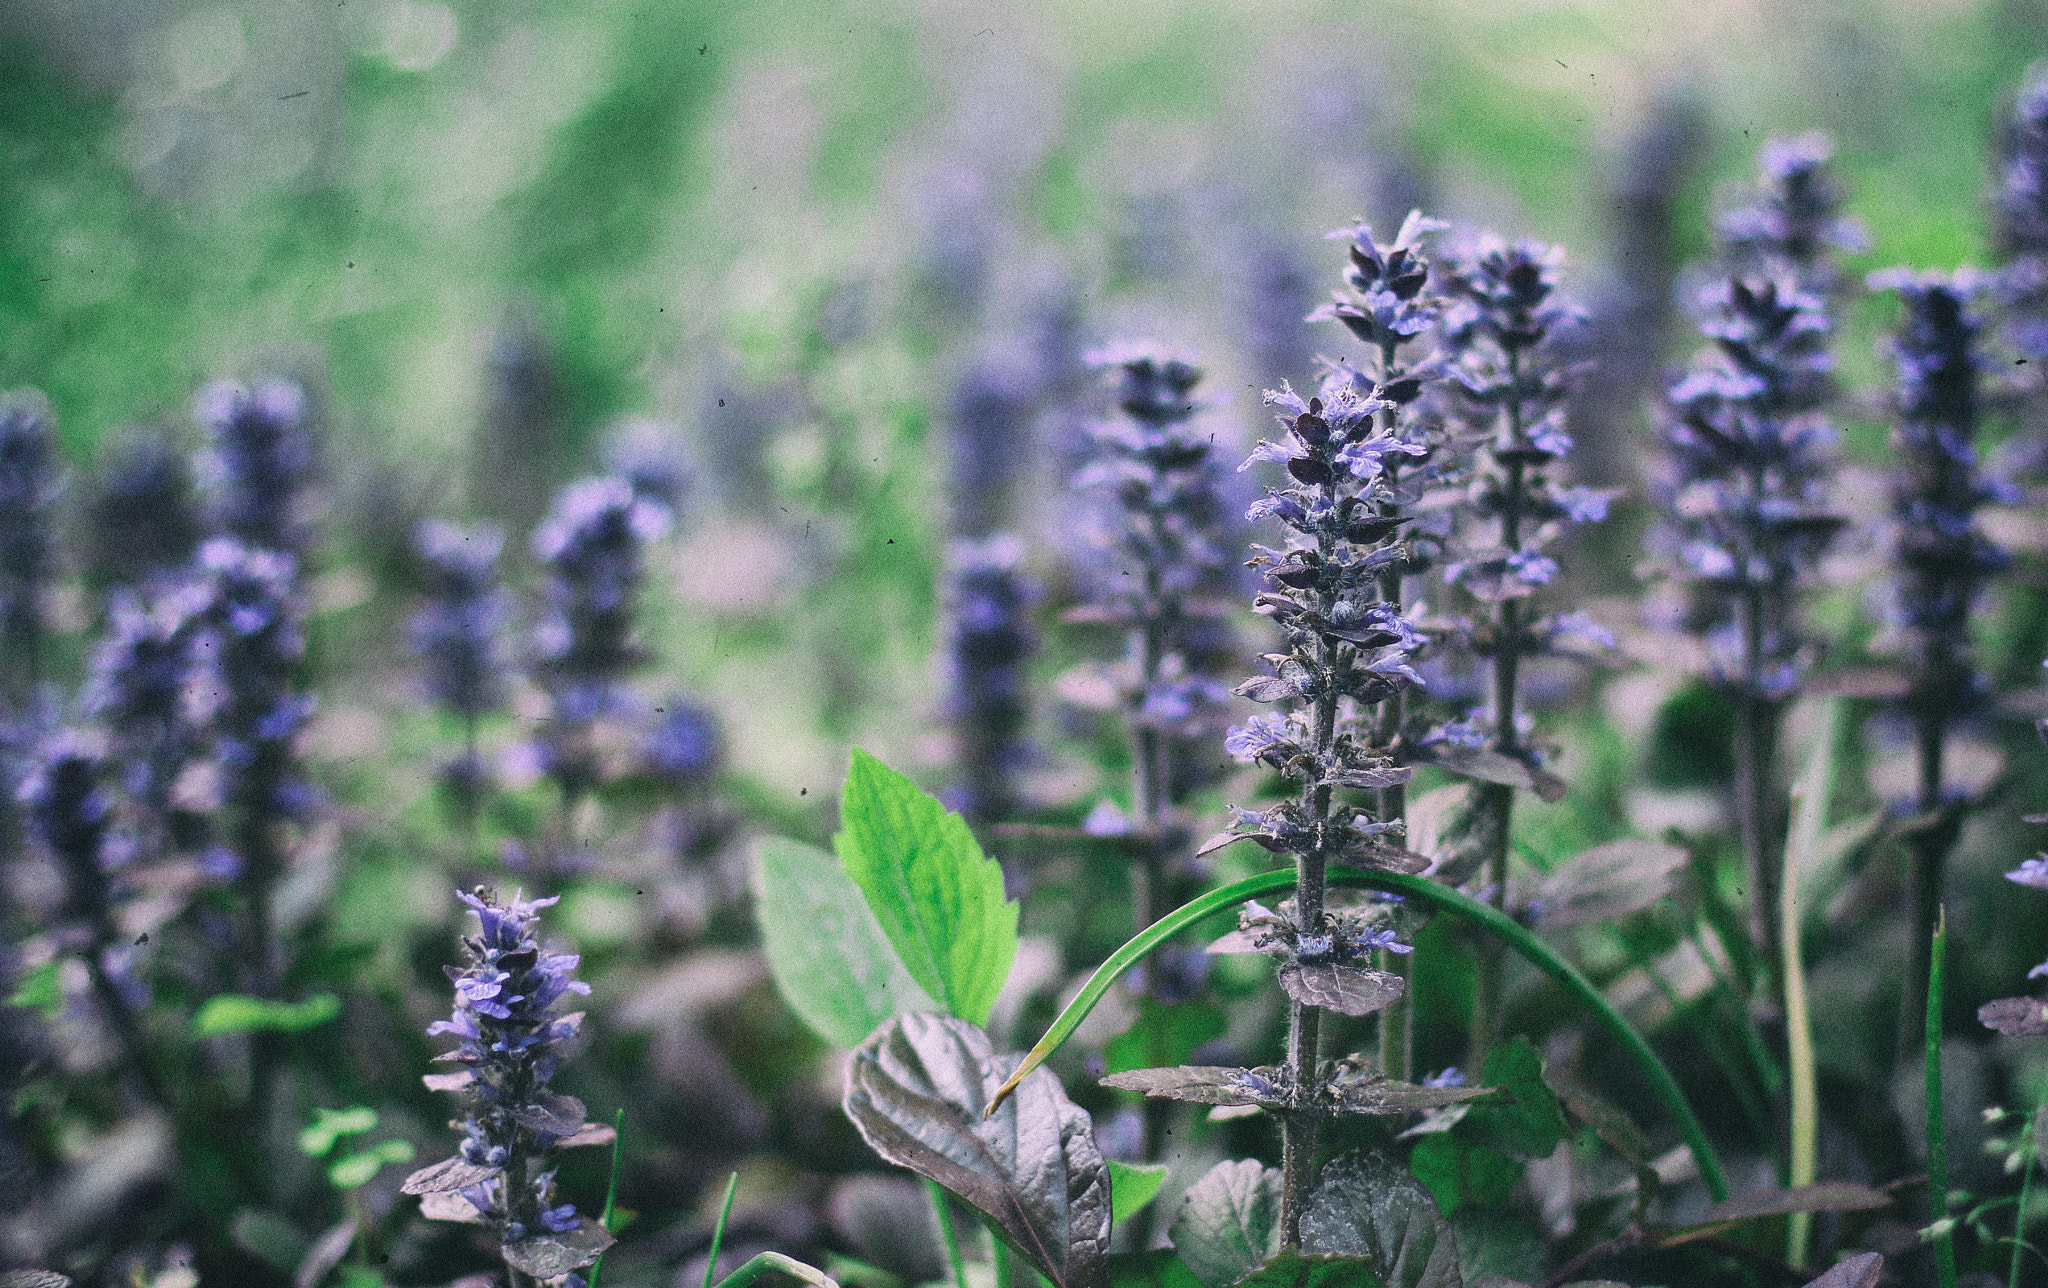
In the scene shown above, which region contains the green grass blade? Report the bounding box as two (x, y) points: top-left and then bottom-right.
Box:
(1929, 908), (1957, 1288)
(587, 1108), (627, 1288)
(926, 1177), (968, 1288)
(704, 1171), (740, 1288)
(983, 864), (1730, 1201)
(1783, 701), (1836, 1269)
(710, 1250), (842, 1288)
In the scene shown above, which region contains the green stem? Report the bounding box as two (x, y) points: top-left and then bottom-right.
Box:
(704, 1171), (740, 1288)
(985, 864), (1730, 1201)
(927, 1177), (969, 1288)
(1782, 702), (1834, 1269)
(1928, 908), (1957, 1288)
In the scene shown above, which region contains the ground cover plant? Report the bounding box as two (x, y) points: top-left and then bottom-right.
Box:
(11, 7), (2048, 1288)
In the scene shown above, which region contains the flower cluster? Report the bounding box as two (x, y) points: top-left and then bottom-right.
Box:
(1716, 132), (1866, 292)
(641, 695), (735, 864)
(1436, 237), (1599, 613)
(0, 391), (58, 702)
(1225, 358), (1428, 932)
(1872, 268), (2007, 736)
(87, 432), (201, 590)
(407, 888), (611, 1285)
(528, 476), (673, 808)
(84, 585), (215, 865)
(409, 519), (511, 812)
(532, 477), (672, 726)
(1649, 275), (1844, 701)
(198, 380), (316, 559)
(943, 533), (1039, 829)
(1072, 346), (1236, 744)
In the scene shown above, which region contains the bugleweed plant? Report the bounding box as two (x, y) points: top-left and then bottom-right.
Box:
(28, 53), (2048, 1288)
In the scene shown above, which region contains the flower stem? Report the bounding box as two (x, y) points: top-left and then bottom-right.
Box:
(1927, 907), (1957, 1288)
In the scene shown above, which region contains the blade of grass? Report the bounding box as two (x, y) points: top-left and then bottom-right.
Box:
(587, 1108), (626, 1288)
(1783, 701), (1837, 1269)
(926, 1177), (968, 1288)
(704, 1171), (740, 1288)
(1929, 907), (1957, 1288)
(983, 864), (1730, 1201)
(709, 1251), (842, 1288)
(2013, 1089), (2046, 1288)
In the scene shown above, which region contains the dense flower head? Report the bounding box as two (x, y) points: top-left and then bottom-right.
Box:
(408, 518), (510, 723)
(642, 696), (723, 787)
(1647, 273), (1845, 699)
(1872, 267), (2007, 722)
(1996, 68), (2048, 259)
(1073, 345), (1238, 743)
(88, 432), (201, 588)
(1716, 131), (1865, 290)
(197, 379), (314, 557)
(21, 737), (121, 928)
(416, 887), (607, 1280)
(943, 533), (1038, 824)
(531, 475), (672, 714)
(1431, 235), (1606, 701)
(0, 391), (58, 673)
(1311, 211), (1451, 353)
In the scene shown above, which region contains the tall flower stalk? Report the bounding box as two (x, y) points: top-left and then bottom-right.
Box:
(409, 518), (511, 829)
(1435, 237), (1599, 1063)
(0, 391), (59, 705)
(1305, 212), (1451, 1082)
(406, 888), (612, 1288)
(1073, 346), (1233, 943)
(1870, 268), (2006, 1054)
(23, 737), (167, 1111)
(1651, 277), (1843, 994)
(942, 534), (1039, 834)
(1227, 358), (1428, 1245)
(529, 476), (672, 873)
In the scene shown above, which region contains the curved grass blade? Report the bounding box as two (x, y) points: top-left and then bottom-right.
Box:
(587, 1108), (627, 1288)
(983, 865), (1730, 1201)
(710, 1251), (842, 1288)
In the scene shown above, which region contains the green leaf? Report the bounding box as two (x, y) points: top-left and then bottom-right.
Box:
(1168, 1159), (1282, 1288)
(842, 1014), (1110, 1288)
(1108, 1251), (1204, 1288)
(1462, 1037), (1570, 1162)
(835, 749), (1017, 1025)
(1109, 1161), (1168, 1225)
(7, 961), (62, 1020)
(1106, 997), (1227, 1076)
(1300, 1151), (1462, 1288)
(328, 1138), (416, 1189)
(298, 1105), (380, 1158)
(751, 835), (936, 1047)
(192, 992), (341, 1036)
(1449, 1208), (1543, 1286)
(1408, 1134), (1520, 1215)
(1231, 1250), (1389, 1288)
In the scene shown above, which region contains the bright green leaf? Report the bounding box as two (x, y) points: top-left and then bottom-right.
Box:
(1109, 1161), (1169, 1225)
(1407, 1134), (1521, 1215)
(7, 961), (62, 1020)
(834, 748), (1017, 1025)
(328, 1137), (416, 1190)
(1105, 997), (1227, 1077)
(751, 835), (936, 1048)
(298, 1105), (380, 1157)
(1463, 1036), (1570, 1162)
(193, 992), (341, 1036)
(1109, 1250), (1205, 1288)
